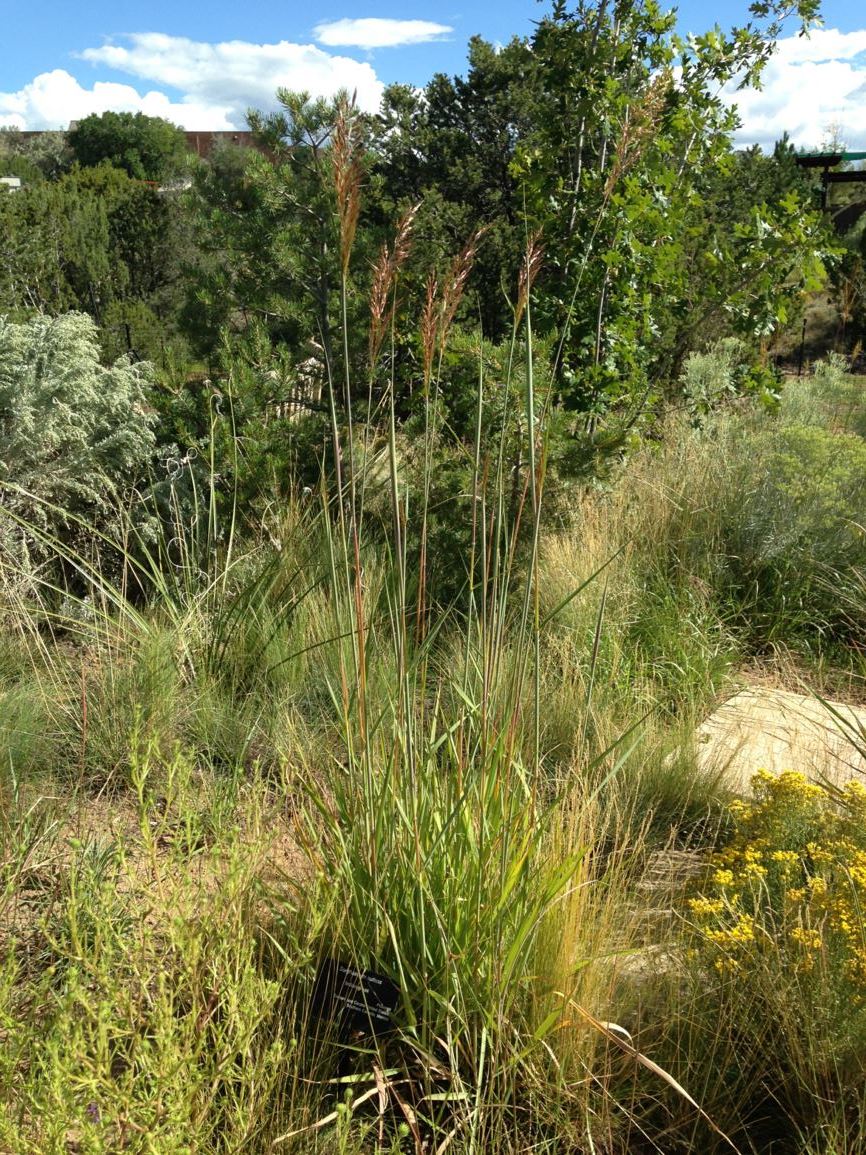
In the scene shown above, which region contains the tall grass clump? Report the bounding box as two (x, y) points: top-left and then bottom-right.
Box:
(263, 100), (721, 1154)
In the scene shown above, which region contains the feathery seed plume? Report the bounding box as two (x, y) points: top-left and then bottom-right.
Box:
(438, 225), (487, 356)
(369, 203), (419, 369)
(515, 231), (545, 329)
(332, 92), (364, 278)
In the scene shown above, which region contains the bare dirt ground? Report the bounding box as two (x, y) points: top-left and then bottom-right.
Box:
(696, 686), (866, 793)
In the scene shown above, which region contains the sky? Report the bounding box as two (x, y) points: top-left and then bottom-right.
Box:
(2, 0), (865, 150)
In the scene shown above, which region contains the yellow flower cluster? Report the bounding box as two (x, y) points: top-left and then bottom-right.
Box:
(688, 896), (726, 918)
(789, 926), (822, 951)
(771, 849), (799, 865)
(705, 913), (757, 947)
(686, 770), (866, 990)
(752, 768), (825, 802)
(841, 779), (866, 818)
(752, 771), (826, 799)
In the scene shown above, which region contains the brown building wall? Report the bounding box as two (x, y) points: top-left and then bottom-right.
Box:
(181, 130), (259, 158)
(18, 129), (262, 160)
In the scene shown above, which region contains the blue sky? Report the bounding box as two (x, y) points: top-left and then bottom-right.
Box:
(3, 0), (865, 148)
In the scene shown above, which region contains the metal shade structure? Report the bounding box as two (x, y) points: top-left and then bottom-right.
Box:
(795, 151), (866, 212)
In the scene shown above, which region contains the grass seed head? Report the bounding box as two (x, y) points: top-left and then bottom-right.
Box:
(421, 271), (439, 388)
(332, 92), (364, 279)
(369, 203), (419, 369)
(516, 230), (545, 329)
(438, 226), (487, 357)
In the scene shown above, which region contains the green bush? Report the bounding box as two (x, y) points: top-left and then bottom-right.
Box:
(680, 338), (781, 422)
(68, 111), (190, 183)
(620, 406), (866, 653)
(722, 423), (866, 642)
(783, 354), (866, 440)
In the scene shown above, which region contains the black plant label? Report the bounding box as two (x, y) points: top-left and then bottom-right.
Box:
(311, 959), (401, 1040)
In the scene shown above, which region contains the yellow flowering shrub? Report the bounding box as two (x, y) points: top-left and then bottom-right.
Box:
(687, 770), (866, 991)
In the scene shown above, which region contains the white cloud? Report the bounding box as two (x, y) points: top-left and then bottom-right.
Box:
(0, 68), (234, 130)
(314, 18), (452, 49)
(724, 27), (866, 151)
(0, 33), (385, 130)
(772, 27), (866, 65)
(81, 33), (385, 118)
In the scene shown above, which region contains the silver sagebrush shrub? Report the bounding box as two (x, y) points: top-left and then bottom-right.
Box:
(0, 311), (156, 554)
